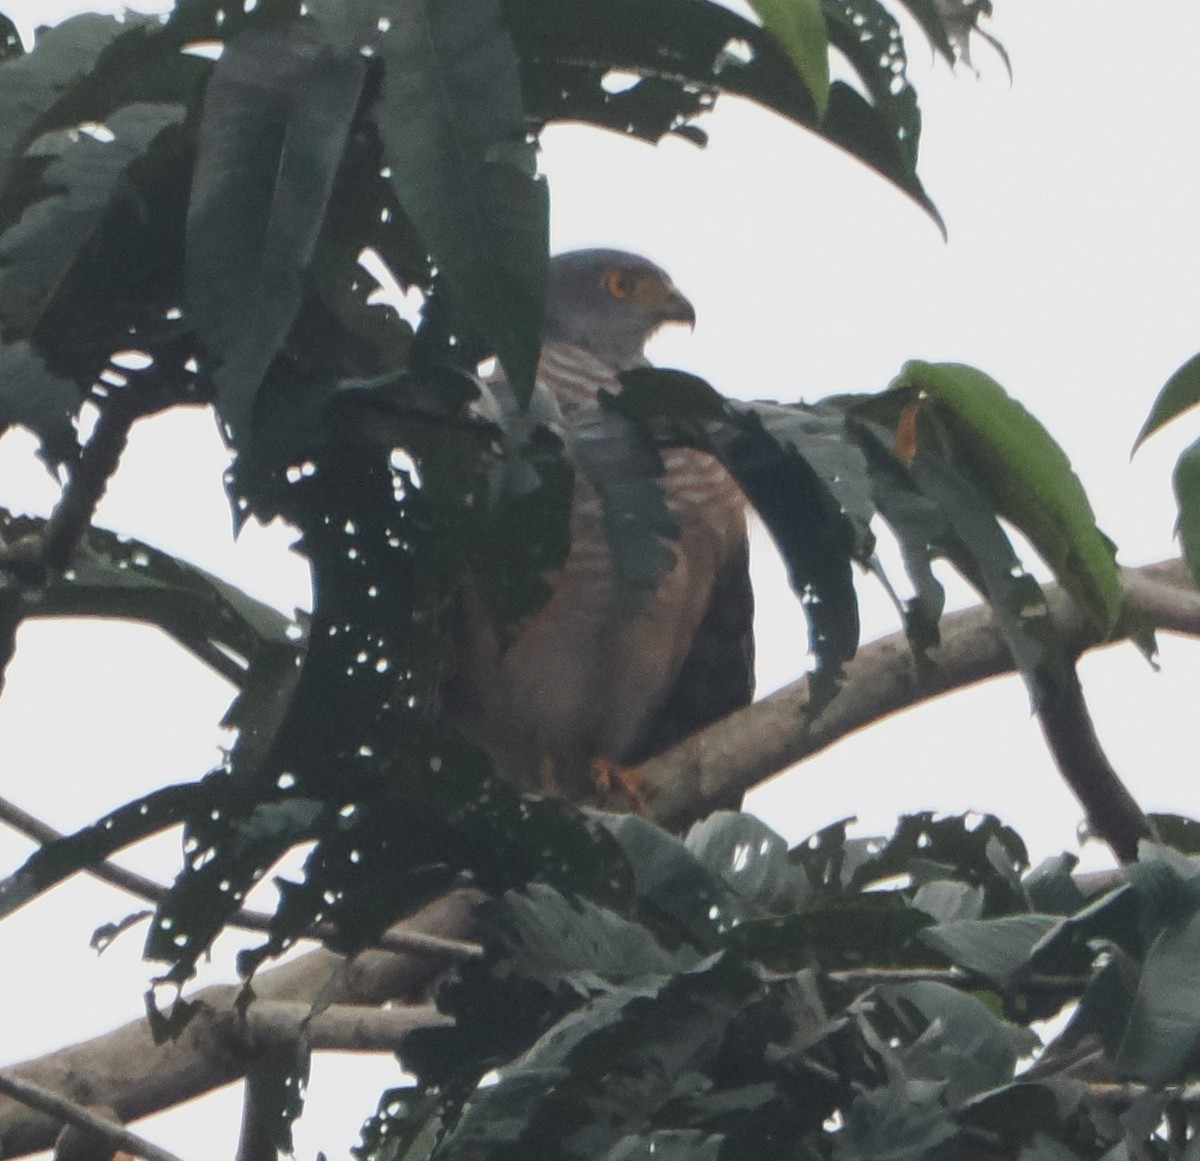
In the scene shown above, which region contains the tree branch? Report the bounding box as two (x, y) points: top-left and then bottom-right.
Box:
(0, 795), (483, 964)
(0, 1071), (184, 1161)
(0, 889), (484, 1159)
(642, 559), (1199, 836)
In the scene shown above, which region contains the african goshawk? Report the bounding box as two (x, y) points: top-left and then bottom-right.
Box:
(447, 249), (754, 804)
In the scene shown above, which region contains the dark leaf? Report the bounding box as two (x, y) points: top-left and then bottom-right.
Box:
(822, 0), (919, 171)
(186, 25), (366, 451)
(360, 0), (548, 402)
(0, 339), (80, 465)
(0, 14), (162, 206)
(441, 954), (761, 1159)
(505, 0), (939, 222)
(0, 778), (220, 922)
(0, 101), (186, 339)
(1172, 434), (1200, 585)
(1116, 901), (1200, 1084)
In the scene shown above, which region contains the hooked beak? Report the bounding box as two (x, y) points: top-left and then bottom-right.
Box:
(660, 280), (697, 330)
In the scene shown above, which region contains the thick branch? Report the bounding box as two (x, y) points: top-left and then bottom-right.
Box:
(643, 559), (1199, 833)
(0, 889), (483, 1159)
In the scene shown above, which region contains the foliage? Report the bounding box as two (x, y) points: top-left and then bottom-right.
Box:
(356, 809), (1200, 1161)
(0, 1), (1185, 1159)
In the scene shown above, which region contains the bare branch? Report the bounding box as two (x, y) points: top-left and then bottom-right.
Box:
(0, 889), (484, 1160)
(642, 558), (1200, 832)
(0, 1071), (185, 1161)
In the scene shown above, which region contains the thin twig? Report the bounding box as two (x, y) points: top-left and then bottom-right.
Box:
(0, 794), (482, 963)
(0, 1070), (186, 1161)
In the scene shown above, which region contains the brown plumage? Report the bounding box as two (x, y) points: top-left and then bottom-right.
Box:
(447, 251), (754, 803)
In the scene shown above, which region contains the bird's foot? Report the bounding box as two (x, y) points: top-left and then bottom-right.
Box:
(538, 756), (560, 796)
(591, 758), (652, 815)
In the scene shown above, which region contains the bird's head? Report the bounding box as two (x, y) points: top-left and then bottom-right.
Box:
(545, 249), (695, 372)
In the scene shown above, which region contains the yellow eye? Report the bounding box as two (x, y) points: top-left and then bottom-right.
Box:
(601, 268), (639, 299)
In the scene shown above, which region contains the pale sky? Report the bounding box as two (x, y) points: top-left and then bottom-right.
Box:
(1, 3), (1199, 1157)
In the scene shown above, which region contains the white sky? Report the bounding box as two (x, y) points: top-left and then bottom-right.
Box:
(2, 2), (1200, 1158)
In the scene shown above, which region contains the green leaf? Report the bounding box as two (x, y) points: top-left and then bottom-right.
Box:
(1172, 435), (1200, 584)
(686, 811), (810, 913)
(1133, 350), (1200, 452)
(897, 361), (1122, 636)
(749, 0), (829, 116)
(877, 980), (1032, 1105)
(186, 25), (366, 451)
(0, 101), (185, 338)
(1117, 903), (1200, 1084)
(357, 0), (548, 404)
(918, 915), (1058, 987)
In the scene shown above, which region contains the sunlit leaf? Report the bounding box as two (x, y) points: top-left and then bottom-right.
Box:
(896, 361), (1122, 636)
(749, 0), (829, 115)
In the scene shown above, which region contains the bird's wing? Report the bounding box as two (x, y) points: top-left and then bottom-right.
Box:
(623, 534), (755, 778)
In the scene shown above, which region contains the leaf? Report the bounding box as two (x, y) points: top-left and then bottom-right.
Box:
(615, 369), (865, 690)
(0, 340), (80, 465)
(893, 0), (955, 61)
(358, 0), (548, 403)
(686, 811), (810, 913)
(1171, 435), (1200, 584)
(0, 14), (160, 206)
(3, 509), (300, 680)
(567, 403), (679, 604)
(896, 361), (1122, 636)
(907, 451), (1055, 681)
(489, 884), (701, 991)
(877, 980), (1032, 1105)
(186, 25), (366, 451)
(441, 954), (761, 1159)
(748, 0), (829, 116)
(0, 779), (218, 921)
(0, 101), (186, 339)
(505, 0), (940, 224)
(918, 915), (1058, 987)
(1116, 903), (1200, 1084)
(1133, 350), (1200, 452)
(822, 0), (919, 170)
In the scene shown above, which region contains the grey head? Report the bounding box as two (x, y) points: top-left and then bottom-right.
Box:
(545, 249), (696, 373)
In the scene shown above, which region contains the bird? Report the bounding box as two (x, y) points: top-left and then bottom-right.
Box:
(444, 249), (754, 807)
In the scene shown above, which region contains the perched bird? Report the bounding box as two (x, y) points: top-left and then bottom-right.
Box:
(446, 249), (754, 805)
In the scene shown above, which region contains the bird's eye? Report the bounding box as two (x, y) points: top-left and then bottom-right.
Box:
(601, 268), (639, 299)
